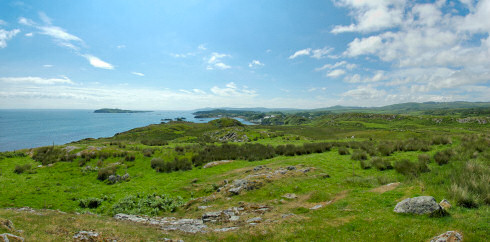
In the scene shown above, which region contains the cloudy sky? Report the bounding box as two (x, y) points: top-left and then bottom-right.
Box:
(0, 0), (489, 109)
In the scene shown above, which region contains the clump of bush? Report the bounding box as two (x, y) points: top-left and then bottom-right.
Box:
(0, 151), (26, 159)
(371, 157), (393, 171)
(431, 136), (452, 145)
(97, 166), (117, 181)
(434, 149), (454, 165)
(111, 193), (184, 216)
(351, 150), (368, 161)
(360, 159), (372, 169)
(449, 161), (489, 208)
(394, 159), (429, 177)
(79, 197), (103, 209)
(125, 153), (136, 161)
(13, 164), (32, 174)
(338, 147), (350, 155)
(32, 146), (65, 165)
(378, 142), (396, 156)
(142, 149), (154, 157)
(141, 139), (168, 146)
(418, 153), (431, 164)
(151, 158), (192, 173)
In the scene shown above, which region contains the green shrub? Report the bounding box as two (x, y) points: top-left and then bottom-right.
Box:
(151, 157), (192, 173)
(418, 153), (431, 164)
(360, 159), (372, 169)
(142, 149), (154, 157)
(141, 140), (168, 146)
(434, 149), (454, 165)
(351, 150), (368, 161)
(125, 153), (136, 161)
(449, 161), (489, 208)
(79, 198), (103, 209)
(32, 146), (65, 165)
(378, 142), (395, 156)
(431, 136), (452, 145)
(371, 157), (392, 171)
(111, 193), (184, 216)
(13, 164), (31, 174)
(338, 147), (350, 155)
(0, 151), (26, 159)
(394, 159), (429, 177)
(97, 166), (117, 181)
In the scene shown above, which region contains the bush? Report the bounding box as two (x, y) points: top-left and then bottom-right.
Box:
(351, 150), (368, 161)
(338, 147), (350, 155)
(371, 157), (392, 171)
(142, 149), (153, 157)
(434, 149), (454, 165)
(79, 198), (103, 209)
(431, 136), (452, 145)
(151, 157), (192, 173)
(141, 140), (168, 146)
(97, 166), (117, 181)
(449, 161), (489, 207)
(418, 153), (431, 164)
(111, 193), (184, 216)
(378, 142), (396, 156)
(151, 158), (165, 171)
(394, 159), (429, 177)
(360, 159), (372, 169)
(125, 154), (136, 161)
(32, 146), (64, 165)
(13, 164), (31, 174)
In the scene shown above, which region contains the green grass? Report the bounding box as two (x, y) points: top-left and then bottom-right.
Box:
(0, 116), (488, 241)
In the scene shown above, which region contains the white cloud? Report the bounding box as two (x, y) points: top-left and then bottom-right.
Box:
(331, 0), (406, 34)
(344, 36), (383, 57)
(25, 32), (33, 37)
(43, 64), (53, 68)
(0, 29), (20, 48)
(315, 61), (355, 71)
(19, 15), (82, 50)
(326, 69), (346, 78)
(248, 60), (264, 68)
(198, 44), (207, 50)
(116, 45), (126, 49)
(82, 55), (114, 70)
(311, 47), (333, 59)
(289, 47), (334, 59)
(206, 52), (231, 70)
(0, 76), (74, 85)
(289, 48), (311, 59)
(342, 85), (387, 100)
(210, 82), (256, 97)
(343, 71), (386, 83)
(131, 72), (144, 77)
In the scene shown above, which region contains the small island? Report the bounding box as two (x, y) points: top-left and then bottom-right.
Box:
(94, 108), (152, 113)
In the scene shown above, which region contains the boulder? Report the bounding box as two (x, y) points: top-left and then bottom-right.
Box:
(394, 196), (443, 214)
(281, 193), (297, 199)
(430, 231), (463, 242)
(73, 231), (99, 241)
(0, 233), (24, 242)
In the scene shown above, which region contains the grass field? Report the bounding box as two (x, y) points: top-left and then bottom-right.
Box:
(0, 114), (488, 241)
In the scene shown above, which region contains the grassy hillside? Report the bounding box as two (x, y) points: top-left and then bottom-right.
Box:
(0, 112), (488, 241)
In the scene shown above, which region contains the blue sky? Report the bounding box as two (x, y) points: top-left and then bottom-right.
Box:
(0, 0), (489, 109)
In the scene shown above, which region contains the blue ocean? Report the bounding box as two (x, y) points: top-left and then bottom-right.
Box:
(0, 110), (251, 152)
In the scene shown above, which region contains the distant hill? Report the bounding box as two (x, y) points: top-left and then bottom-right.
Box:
(94, 108), (152, 113)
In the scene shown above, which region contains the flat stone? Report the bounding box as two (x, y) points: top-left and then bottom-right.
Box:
(246, 217), (262, 223)
(439, 199), (452, 210)
(430, 231), (463, 242)
(282, 193), (298, 199)
(229, 216), (240, 222)
(0, 233), (24, 242)
(228, 187), (242, 195)
(214, 227), (239, 232)
(310, 204), (324, 210)
(73, 231), (99, 241)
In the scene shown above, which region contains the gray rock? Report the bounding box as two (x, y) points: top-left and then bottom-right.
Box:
(162, 219), (207, 234)
(0, 233), (25, 242)
(286, 166), (296, 170)
(253, 165), (265, 171)
(246, 217), (262, 223)
(121, 173), (130, 181)
(228, 187), (242, 195)
(73, 231), (99, 241)
(197, 206), (210, 210)
(281, 193), (297, 199)
(229, 216), (240, 222)
(310, 204), (323, 210)
(430, 231), (463, 242)
(202, 212), (221, 223)
(394, 196), (442, 214)
(107, 175), (119, 184)
(214, 227), (239, 232)
(439, 199), (452, 210)
(281, 213), (294, 218)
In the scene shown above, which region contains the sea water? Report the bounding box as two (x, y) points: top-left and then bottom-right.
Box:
(0, 109), (252, 152)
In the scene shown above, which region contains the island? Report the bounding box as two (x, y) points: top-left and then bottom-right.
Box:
(94, 108), (152, 113)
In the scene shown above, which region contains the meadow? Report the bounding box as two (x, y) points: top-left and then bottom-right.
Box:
(0, 112), (488, 241)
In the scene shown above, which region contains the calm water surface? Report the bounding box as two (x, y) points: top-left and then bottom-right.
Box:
(0, 109), (252, 152)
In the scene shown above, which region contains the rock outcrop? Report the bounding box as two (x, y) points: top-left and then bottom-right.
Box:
(394, 196), (443, 214)
(430, 231), (463, 242)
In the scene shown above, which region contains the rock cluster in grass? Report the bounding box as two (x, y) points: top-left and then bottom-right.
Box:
(394, 196), (443, 214)
(0, 218), (24, 242)
(0, 233), (25, 242)
(73, 231), (100, 241)
(219, 165), (313, 196)
(430, 231), (463, 242)
(203, 160), (234, 169)
(114, 203), (274, 233)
